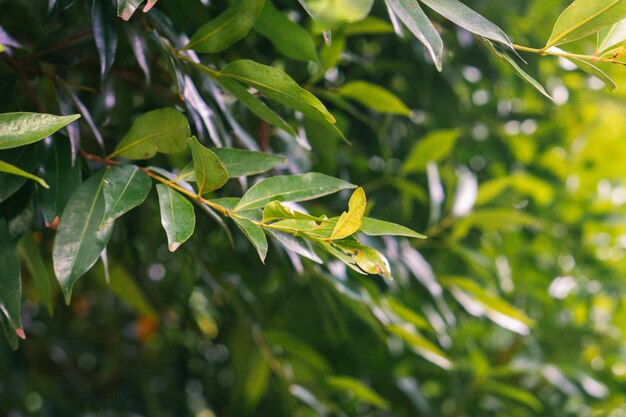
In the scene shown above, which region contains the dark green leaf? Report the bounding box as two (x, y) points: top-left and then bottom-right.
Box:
(188, 137), (228, 195)
(213, 148), (285, 178)
(255, 1), (319, 62)
(235, 172), (355, 211)
(109, 108), (191, 160)
(53, 172), (113, 304)
(185, 0), (265, 53)
(91, 0), (118, 84)
(156, 184), (195, 252)
(0, 147), (36, 204)
(0, 220), (23, 336)
(102, 164), (152, 224)
(18, 233), (54, 315)
(0, 112), (81, 150)
(37, 137), (82, 227)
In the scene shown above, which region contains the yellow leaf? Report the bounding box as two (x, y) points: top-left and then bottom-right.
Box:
(330, 187), (366, 240)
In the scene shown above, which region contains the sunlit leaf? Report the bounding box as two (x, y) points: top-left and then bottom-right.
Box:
(359, 217), (426, 239)
(330, 187), (366, 240)
(401, 129), (461, 174)
(0, 112), (80, 150)
(327, 375), (390, 409)
(338, 81), (411, 116)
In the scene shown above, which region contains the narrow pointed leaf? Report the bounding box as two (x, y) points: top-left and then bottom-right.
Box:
(268, 230), (322, 263)
(235, 173), (356, 211)
(255, 1), (319, 62)
(385, 0), (443, 71)
(0, 159), (48, 188)
(18, 233), (54, 315)
(401, 128), (461, 174)
(37, 137), (82, 226)
(388, 325), (453, 369)
(117, 0), (145, 20)
(0, 221), (23, 333)
(598, 19), (626, 55)
(219, 60), (336, 125)
(109, 108), (191, 159)
(212, 148), (285, 178)
(0, 112), (81, 150)
(233, 217), (268, 263)
(359, 217), (426, 238)
(330, 187), (366, 240)
(326, 376), (390, 410)
(156, 184), (195, 252)
(262, 200), (320, 222)
(338, 81), (411, 116)
(92, 0), (118, 84)
(102, 164), (152, 224)
(564, 55), (617, 90)
(419, 0), (512, 48)
(188, 137), (228, 195)
(546, 0), (626, 48)
(53, 172), (113, 304)
(185, 0), (265, 53)
(0, 147), (35, 203)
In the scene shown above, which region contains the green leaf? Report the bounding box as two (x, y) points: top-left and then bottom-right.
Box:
(219, 60), (336, 125)
(387, 325), (453, 369)
(344, 17), (394, 35)
(213, 148), (285, 178)
(419, 0), (512, 48)
(37, 137), (82, 227)
(107, 264), (157, 317)
(485, 41), (555, 101)
(215, 77), (297, 136)
(0, 313), (18, 350)
(185, 0), (265, 53)
(359, 217), (426, 239)
(401, 128), (461, 174)
(546, 0), (626, 48)
(330, 187), (366, 240)
(18, 233), (54, 315)
(566, 57), (617, 91)
(319, 239), (391, 278)
(338, 81), (411, 116)
(0, 147), (35, 204)
(0, 221), (23, 336)
(326, 375), (390, 410)
(255, 1), (319, 62)
(262, 200), (321, 222)
(53, 172), (113, 304)
(451, 208), (539, 240)
(0, 112), (81, 150)
(233, 217), (268, 263)
(91, 0), (118, 84)
(298, 0), (374, 28)
(597, 19), (626, 55)
(385, 0), (444, 71)
(267, 230), (323, 263)
(156, 184), (195, 252)
(188, 137), (229, 195)
(102, 164), (152, 224)
(0, 44), (5, 54)
(482, 381), (543, 412)
(109, 108), (191, 160)
(0, 159), (48, 188)
(234, 172), (355, 211)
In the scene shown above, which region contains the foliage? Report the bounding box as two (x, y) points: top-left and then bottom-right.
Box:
(2, 0), (626, 416)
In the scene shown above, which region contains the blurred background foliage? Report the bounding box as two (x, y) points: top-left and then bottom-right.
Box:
(3, 0), (626, 416)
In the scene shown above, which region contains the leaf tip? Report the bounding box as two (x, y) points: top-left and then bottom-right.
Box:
(15, 328), (26, 340)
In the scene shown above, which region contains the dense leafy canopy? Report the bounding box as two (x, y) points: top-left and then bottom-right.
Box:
(2, 0), (626, 416)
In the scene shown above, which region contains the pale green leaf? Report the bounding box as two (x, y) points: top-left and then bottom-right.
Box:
(419, 0), (512, 48)
(0, 112), (80, 150)
(359, 217), (426, 239)
(338, 81), (411, 116)
(188, 137), (228, 195)
(598, 19), (626, 55)
(385, 0), (443, 71)
(401, 129), (461, 174)
(326, 375), (390, 409)
(387, 325), (453, 369)
(109, 108), (191, 160)
(546, 0), (626, 48)
(262, 200), (321, 222)
(185, 0), (265, 53)
(235, 172), (355, 211)
(298, 0), (374, 28)
(0, 159), (48, 188)
(156, 184), (196, 252)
